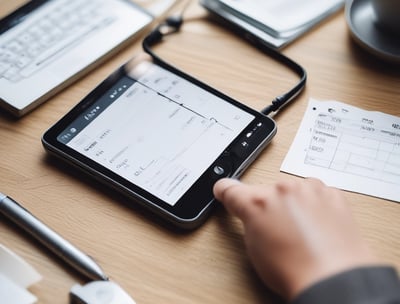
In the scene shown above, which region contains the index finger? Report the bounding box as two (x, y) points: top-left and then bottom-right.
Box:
(213, 178), (263, 222)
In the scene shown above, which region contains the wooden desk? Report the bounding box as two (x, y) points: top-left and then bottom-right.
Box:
(1, 1), (399, 303)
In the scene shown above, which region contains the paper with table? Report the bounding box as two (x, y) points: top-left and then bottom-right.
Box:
(0, 244), (42, 304)
(281, 99), (400, 202)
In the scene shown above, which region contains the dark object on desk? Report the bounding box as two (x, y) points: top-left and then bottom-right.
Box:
(345, 0), (400, 63)
(0, 192), (108, 281)
(370, 0), (400, 33)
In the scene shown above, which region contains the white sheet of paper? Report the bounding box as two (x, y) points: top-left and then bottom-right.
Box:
(218, 0), (344, 34)
(281, 99), (400, 202)
(0, 244), (42, 303)
(0, 274), (37, 304)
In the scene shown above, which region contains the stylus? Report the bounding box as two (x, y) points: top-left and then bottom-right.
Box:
(0, 192), (108, 281)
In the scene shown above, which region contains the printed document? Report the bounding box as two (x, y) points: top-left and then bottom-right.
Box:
(281, 99), (400, 202)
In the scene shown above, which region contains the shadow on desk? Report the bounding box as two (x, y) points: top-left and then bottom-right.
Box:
(347, 35), (400, 75)
(0, 107), (22, 121)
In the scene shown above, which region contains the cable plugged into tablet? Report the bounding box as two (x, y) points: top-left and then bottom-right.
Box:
(143, 1), (306, 117)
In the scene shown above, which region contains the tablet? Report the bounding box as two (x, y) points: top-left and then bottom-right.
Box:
(42, 54), (277, 229)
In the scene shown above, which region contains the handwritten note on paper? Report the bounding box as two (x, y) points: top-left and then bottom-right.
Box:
(281, 99), (400, 202)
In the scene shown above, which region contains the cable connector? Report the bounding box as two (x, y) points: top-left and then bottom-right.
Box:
(166, 15), (183, 29)
(261, 95), (286, 115)
(143, 15), (183, 49)
(156, 15), (183, 37)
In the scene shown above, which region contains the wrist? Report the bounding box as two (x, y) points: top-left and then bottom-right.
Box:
(290, 266), (400, 304)
(285, 254), (379, 300)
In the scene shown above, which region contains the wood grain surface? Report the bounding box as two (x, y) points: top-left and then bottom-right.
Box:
(0, 1), (399, 303)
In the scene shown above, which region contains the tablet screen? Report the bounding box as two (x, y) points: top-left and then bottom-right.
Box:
(57, 61), (254, 206)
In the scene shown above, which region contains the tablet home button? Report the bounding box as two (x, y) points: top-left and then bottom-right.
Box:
(213, 166), (225, 175)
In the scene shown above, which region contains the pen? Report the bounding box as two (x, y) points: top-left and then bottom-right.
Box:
(0, 192), (108, 281)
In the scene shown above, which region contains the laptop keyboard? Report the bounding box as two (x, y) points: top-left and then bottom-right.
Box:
(0, 0), (116, 83)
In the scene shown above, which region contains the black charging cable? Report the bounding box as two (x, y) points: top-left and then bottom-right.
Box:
(142, 8), (307, 116)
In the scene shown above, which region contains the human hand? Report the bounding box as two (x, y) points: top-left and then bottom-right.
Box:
(213, 178), (378, 300)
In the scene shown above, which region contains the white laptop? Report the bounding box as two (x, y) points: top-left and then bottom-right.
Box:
(0, 0), (153, 117)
